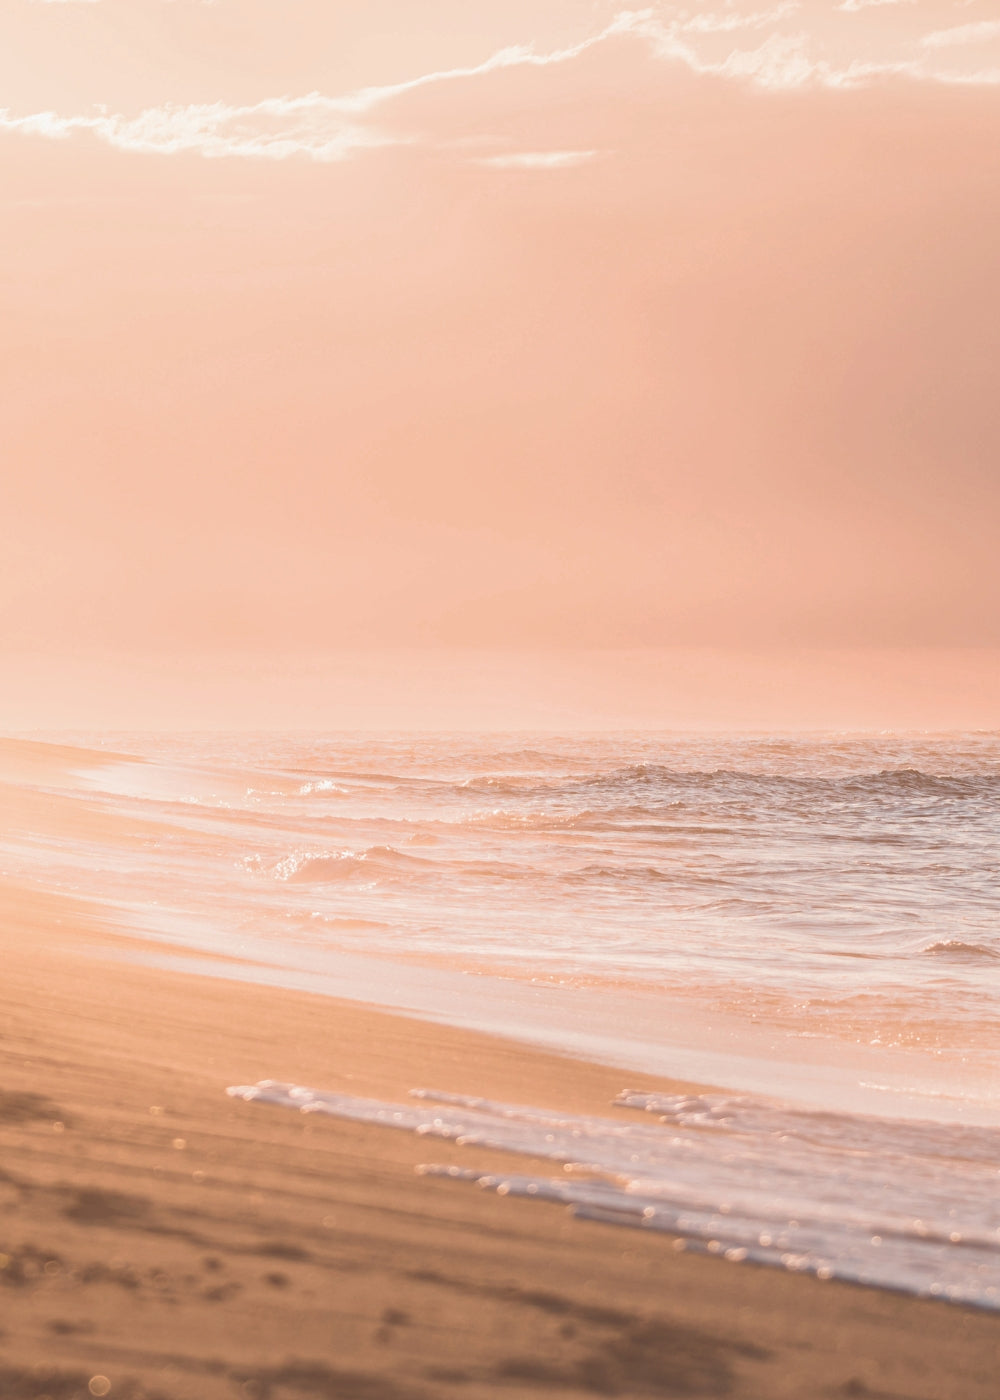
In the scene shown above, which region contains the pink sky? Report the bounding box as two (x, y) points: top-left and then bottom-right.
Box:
(2, 1), (999, 725)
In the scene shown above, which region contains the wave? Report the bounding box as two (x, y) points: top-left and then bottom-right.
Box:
(840, 768), (994, 799)
(462, 807), (605, 832)
(447, 763), (1000, 806)
(288, 769), (425, 789)
(178, 750), (1000, 814)
(567, 863), (679, 885)
(460, 773), (563, 794)
(231, 1081), (1000, 1312)
(920, 939), (1000, 963)
(589, 764), (1000, 800)
(246, 846), (435, 884)
(10, 733), (1000, 1060)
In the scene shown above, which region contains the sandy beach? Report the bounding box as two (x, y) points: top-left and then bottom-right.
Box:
(5, 0), (1000, 1389)
(0, 879), (997, 1400)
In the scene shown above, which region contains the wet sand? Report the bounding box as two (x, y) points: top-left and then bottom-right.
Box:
(1, 880), (998, 1400)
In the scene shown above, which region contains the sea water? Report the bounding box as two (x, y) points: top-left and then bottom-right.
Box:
(4, 731), (999, 1306)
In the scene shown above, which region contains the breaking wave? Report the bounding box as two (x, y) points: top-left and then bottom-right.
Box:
(247, 846), (434, 883)
(8, 728), (1000, 1071)
(921, 940), (1000, 963)
(229, 1080), (1000, 1311)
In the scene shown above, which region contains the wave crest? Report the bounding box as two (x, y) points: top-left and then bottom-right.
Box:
(920, 939), (1000, 962)
(242, 846), (430, 883)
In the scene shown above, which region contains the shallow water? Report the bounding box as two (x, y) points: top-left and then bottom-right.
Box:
(229, 1079), (1000, 1311)
(5, 730), (1000, 1305)
(13, 731), (1000, 1049)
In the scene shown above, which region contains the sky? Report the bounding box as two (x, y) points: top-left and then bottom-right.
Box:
(2, 1), (999, 726)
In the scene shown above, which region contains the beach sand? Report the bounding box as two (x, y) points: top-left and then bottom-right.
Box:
(1, 880), (998, 1400)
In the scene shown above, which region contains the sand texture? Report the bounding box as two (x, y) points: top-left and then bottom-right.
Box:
(1, 881), (998, 1400)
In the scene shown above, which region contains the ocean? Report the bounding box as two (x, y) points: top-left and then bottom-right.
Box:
(4, 731), (1000, 1308)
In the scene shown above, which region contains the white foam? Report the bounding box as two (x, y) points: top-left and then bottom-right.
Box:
(228, 1080), (1000, 1311)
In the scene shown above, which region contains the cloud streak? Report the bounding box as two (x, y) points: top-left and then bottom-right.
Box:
(0, 20), (615, 162)
(0, 100), (402, 161)
(920, 21), (1000, 50)
(2, 7), (999, 166)
(837, 0), (915, 12)
(476, 149), (600, 169)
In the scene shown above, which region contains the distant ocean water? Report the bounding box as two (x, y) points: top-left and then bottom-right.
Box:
(5, 731), (1000, 1308)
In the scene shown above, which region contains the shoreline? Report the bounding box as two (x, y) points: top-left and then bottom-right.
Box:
(119, 937), (1000, 1128)
(2, 880), (999, 1398)
(6, 731), (998, 1131)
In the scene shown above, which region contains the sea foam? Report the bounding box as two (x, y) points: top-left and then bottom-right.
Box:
(228, 1079), (1000, 1311)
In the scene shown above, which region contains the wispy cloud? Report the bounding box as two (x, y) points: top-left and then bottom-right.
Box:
(0, 21), (616, 162)
(837, 0), (915, 13)
(476, 149), (600, 169)
(0, 100), (403, 161)
(636, 23), (920, 91)
(0, 13), (650, 164)
(931, 65), (1000, 85)
(674, 3), (801, 35)
(711, 33), (820, 89)
(2, 7), (999, 167)
(920, 20), (1000, 49)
